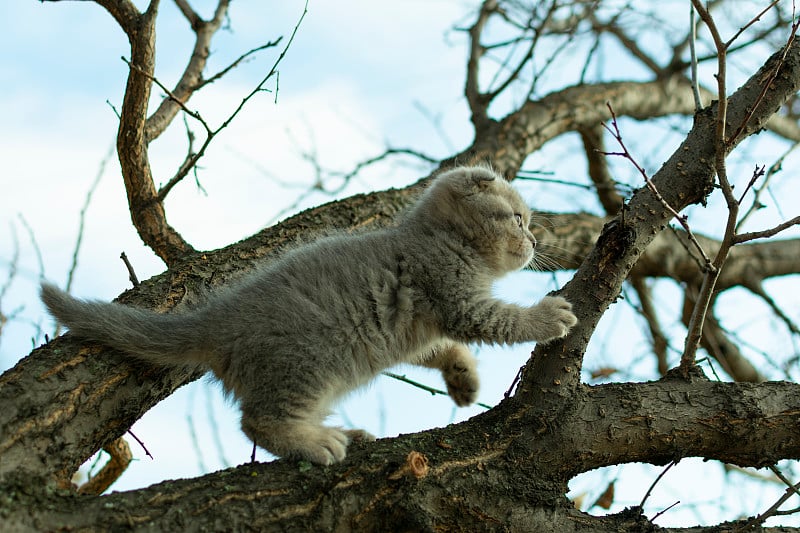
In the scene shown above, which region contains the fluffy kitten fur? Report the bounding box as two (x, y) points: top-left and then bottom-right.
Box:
(41, 166), (578, 465)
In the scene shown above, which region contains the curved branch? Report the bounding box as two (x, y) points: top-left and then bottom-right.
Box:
(92, 0), (141, 35)
(114, 0), (195, 264)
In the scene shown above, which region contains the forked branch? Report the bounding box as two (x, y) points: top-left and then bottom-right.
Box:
(682, 0), (797, 370)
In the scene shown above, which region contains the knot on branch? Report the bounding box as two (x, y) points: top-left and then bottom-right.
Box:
(388, 451), (429, 481)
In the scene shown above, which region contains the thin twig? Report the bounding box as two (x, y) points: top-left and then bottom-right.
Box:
(682, 1), (731, 370)
(17, 214), (45, 281)
(123, 1), (307, 204)
(745, 276), (800, 335)
(682, 0), (799, 373)
(737, 141), (800, 231)
(382, 371), (492, 410)
(265, 147), (438, 226)
(689, 4), (702, 111)
(726, 8), (799, 148)
(505, 365), (525, 399)
(736, 164), (766, 206)
(126, 429), (153, 460)
(734, 465), (800, 530)
(650, 501), (680, 522)
(0, 224), (21, 339)
(198, 40), (281, 90)
(120, 252), (140, 288)
(639, 460), (677, 509)
(734, 215), (800, 244)
(185, 412), (208, 474)
(724, 0), (782, 50)
(65, 142), (114, 294)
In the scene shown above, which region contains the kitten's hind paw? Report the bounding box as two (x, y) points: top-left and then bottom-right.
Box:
(424, 343), (480, 407)
(294, 426), (350, 465)
(342, 428), (376, 443)
(244, 418), (351, 466)
(531, 296), (578, 343)
(443, 357), (480, 407)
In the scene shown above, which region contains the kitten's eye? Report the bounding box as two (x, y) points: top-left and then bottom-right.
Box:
(514, 213), (523, 228)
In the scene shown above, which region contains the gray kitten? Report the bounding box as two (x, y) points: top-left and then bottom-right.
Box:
(41, 166), (577, 465)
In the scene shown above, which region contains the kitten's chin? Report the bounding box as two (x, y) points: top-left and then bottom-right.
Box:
(501, 249), (534, 273)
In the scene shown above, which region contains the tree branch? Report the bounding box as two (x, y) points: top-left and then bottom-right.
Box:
(113, 0), (195, 265)
(5, 379), (800, 531)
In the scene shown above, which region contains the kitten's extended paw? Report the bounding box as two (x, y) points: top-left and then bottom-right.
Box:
(531, 296), (578, 343)
(442, 355), (480, 407)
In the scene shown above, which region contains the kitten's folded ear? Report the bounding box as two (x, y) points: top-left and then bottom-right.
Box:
(468, 166), (498, 188)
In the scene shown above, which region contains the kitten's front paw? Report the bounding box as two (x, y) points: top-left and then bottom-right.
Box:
(532, 296), (578, 343)
(442, 355), (480, 407)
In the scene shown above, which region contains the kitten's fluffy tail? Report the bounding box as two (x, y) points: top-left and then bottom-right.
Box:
(40, 283), (206, 367)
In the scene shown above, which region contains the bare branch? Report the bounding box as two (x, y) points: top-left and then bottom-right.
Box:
(172, 0), (200, 27)
(464, 0), (497, 130)
(144, 0), (232, 142)
(265, 147), (438, 225)
(724, 0), (782, 50)
(683, 3), (800, 370)
(65, 142), (114, 294)
(744, 276), (800, 336)
(631, 276), (670, 376)
(735, 465), (800, 530)
(197, 39), (282, 90)
(486, 2), (558, 102)
(734, 215), (800, 244)
(681, 1), (736, 370)
(119, 252), (140, 288)
(590, 12), (664, 76)
(113, 0), (194, 264)
(381, 372), (491, 410)
(689, 4), (702, 111)
(737, 141), (800, 231)
(126, 6), (302, 205)
(0, 224), (21, 341)
(17, 214), (44, 282)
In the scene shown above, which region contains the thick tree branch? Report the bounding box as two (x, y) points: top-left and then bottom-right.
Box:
(5, 378), (800, 531)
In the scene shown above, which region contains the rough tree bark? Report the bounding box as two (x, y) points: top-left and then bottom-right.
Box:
(4, 1), (800, 531)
